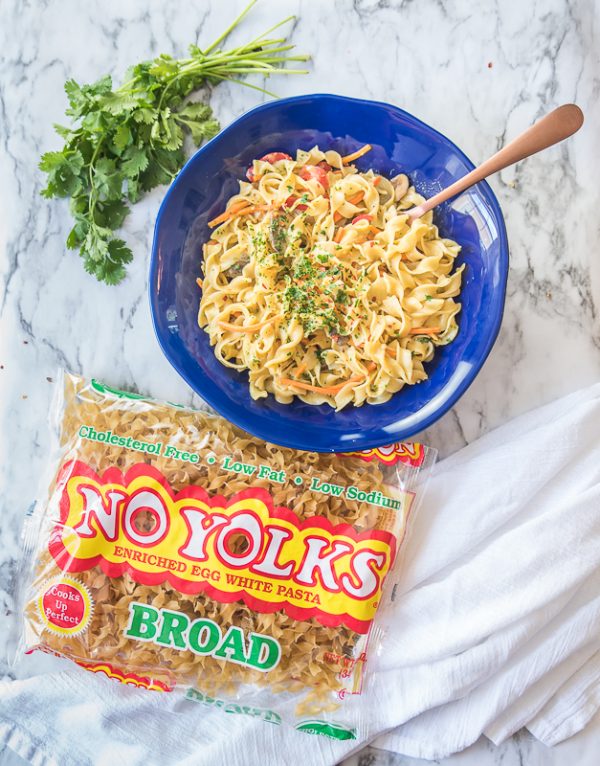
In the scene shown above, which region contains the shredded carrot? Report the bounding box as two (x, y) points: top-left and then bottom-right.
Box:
(372, 176), (382, 187)
(409, 327), (441, 336)
(342, 144), (373, 164)
(208, 202), (267, 229)
(235, 203), (268, 217)
(208, 200), (250, 227)
(333, 227), (345, 243)
(385, 347), (396, 358)
(279, 374), (364, 395)
(218, 315), (280, 334)
(347, 191), (365, 206)
(362, 225), (380, 242)
(332, 192), (363, 222)
(208, 208), (248, 228)
(196, 278), (203, 288)
(366, 362), (377, 372)
(294, 362), (308, 377)
(349, 223), (379, 245)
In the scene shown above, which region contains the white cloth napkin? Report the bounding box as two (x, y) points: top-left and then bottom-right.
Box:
(2, 382), (600, 765)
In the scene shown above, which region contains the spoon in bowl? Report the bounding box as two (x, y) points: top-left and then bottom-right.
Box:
(405, 103), (584, 221)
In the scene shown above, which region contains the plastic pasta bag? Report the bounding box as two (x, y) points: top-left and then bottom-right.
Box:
(19, 372), (435, 741)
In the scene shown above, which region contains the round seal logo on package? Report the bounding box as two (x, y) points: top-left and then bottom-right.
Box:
(37, 575), (93, 637)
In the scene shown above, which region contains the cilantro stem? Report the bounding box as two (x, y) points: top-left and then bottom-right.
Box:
(245, 15), (298, 46)
(87, 138), (104, 222)
(209, 74), (278, 99)
(152, 153), (176, 180)
(204, 0), (258, 55)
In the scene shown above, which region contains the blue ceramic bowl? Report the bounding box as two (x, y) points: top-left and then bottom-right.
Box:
(150, 94), (508, 453)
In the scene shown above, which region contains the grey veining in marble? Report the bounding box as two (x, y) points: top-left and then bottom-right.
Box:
(1, 0), (599, 764)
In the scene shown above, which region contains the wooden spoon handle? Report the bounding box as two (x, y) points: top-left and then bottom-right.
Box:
(408, 104), (584, 219)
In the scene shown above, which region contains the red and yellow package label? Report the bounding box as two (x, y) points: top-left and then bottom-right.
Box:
(50, 461), (398, 634)
(342, 442), (426, 468)
(74, 659), (174, 692)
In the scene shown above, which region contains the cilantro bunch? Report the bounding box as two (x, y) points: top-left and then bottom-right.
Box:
(39, 0), (308, 284)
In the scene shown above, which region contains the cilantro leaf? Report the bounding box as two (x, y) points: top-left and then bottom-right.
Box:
(132, 108), (156, 125)
(81, 110), (109, 133)
(89, 238), (132, 284)
(66, 219), (89, 249)
(100, 91), (142, 115)
(100, 262), (128, 285)
(89, 74), (113, 95)
(84, 224), (111, 262)
(120, 146), (149, 178)
(175, 102), (219, 144)
(176, 102), (213, 122)
(53, 123), (75, 139)
(126, 176), (141, 204)
(187, 117), (220, 144)
(107, 238), (133, 264)
(94, 199), (130, 229)
(148, 54), (179, 80)
(39, 150), (70, 173)
(64, 79), (87, 114)
(112, 124), (132, 154)
(93, 158), (124, 199)
(39, 149), (84, 198)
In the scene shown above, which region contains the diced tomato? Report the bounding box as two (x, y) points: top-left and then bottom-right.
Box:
(260, 152), (293, 164)
(246, 152), (293, 182)
(351, 214), (373, 225)
(299, 164), (329, 190)
(284, 195), (308, 212)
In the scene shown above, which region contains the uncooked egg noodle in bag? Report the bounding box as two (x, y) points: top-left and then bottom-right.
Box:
(19, 372), (435, 741)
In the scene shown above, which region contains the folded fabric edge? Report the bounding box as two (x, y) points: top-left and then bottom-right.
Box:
(527, 678), (600, 746)
(0, 722), (58, 766)
(482, 642), (600, 745)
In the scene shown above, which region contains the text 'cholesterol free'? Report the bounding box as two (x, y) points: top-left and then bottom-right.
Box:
(78, 423), (403, 511)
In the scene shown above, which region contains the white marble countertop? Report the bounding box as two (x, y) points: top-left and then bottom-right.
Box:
(1, 0), (599, 764)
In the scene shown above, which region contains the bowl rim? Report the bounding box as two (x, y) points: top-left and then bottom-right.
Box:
(149, 92), (509, 452)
